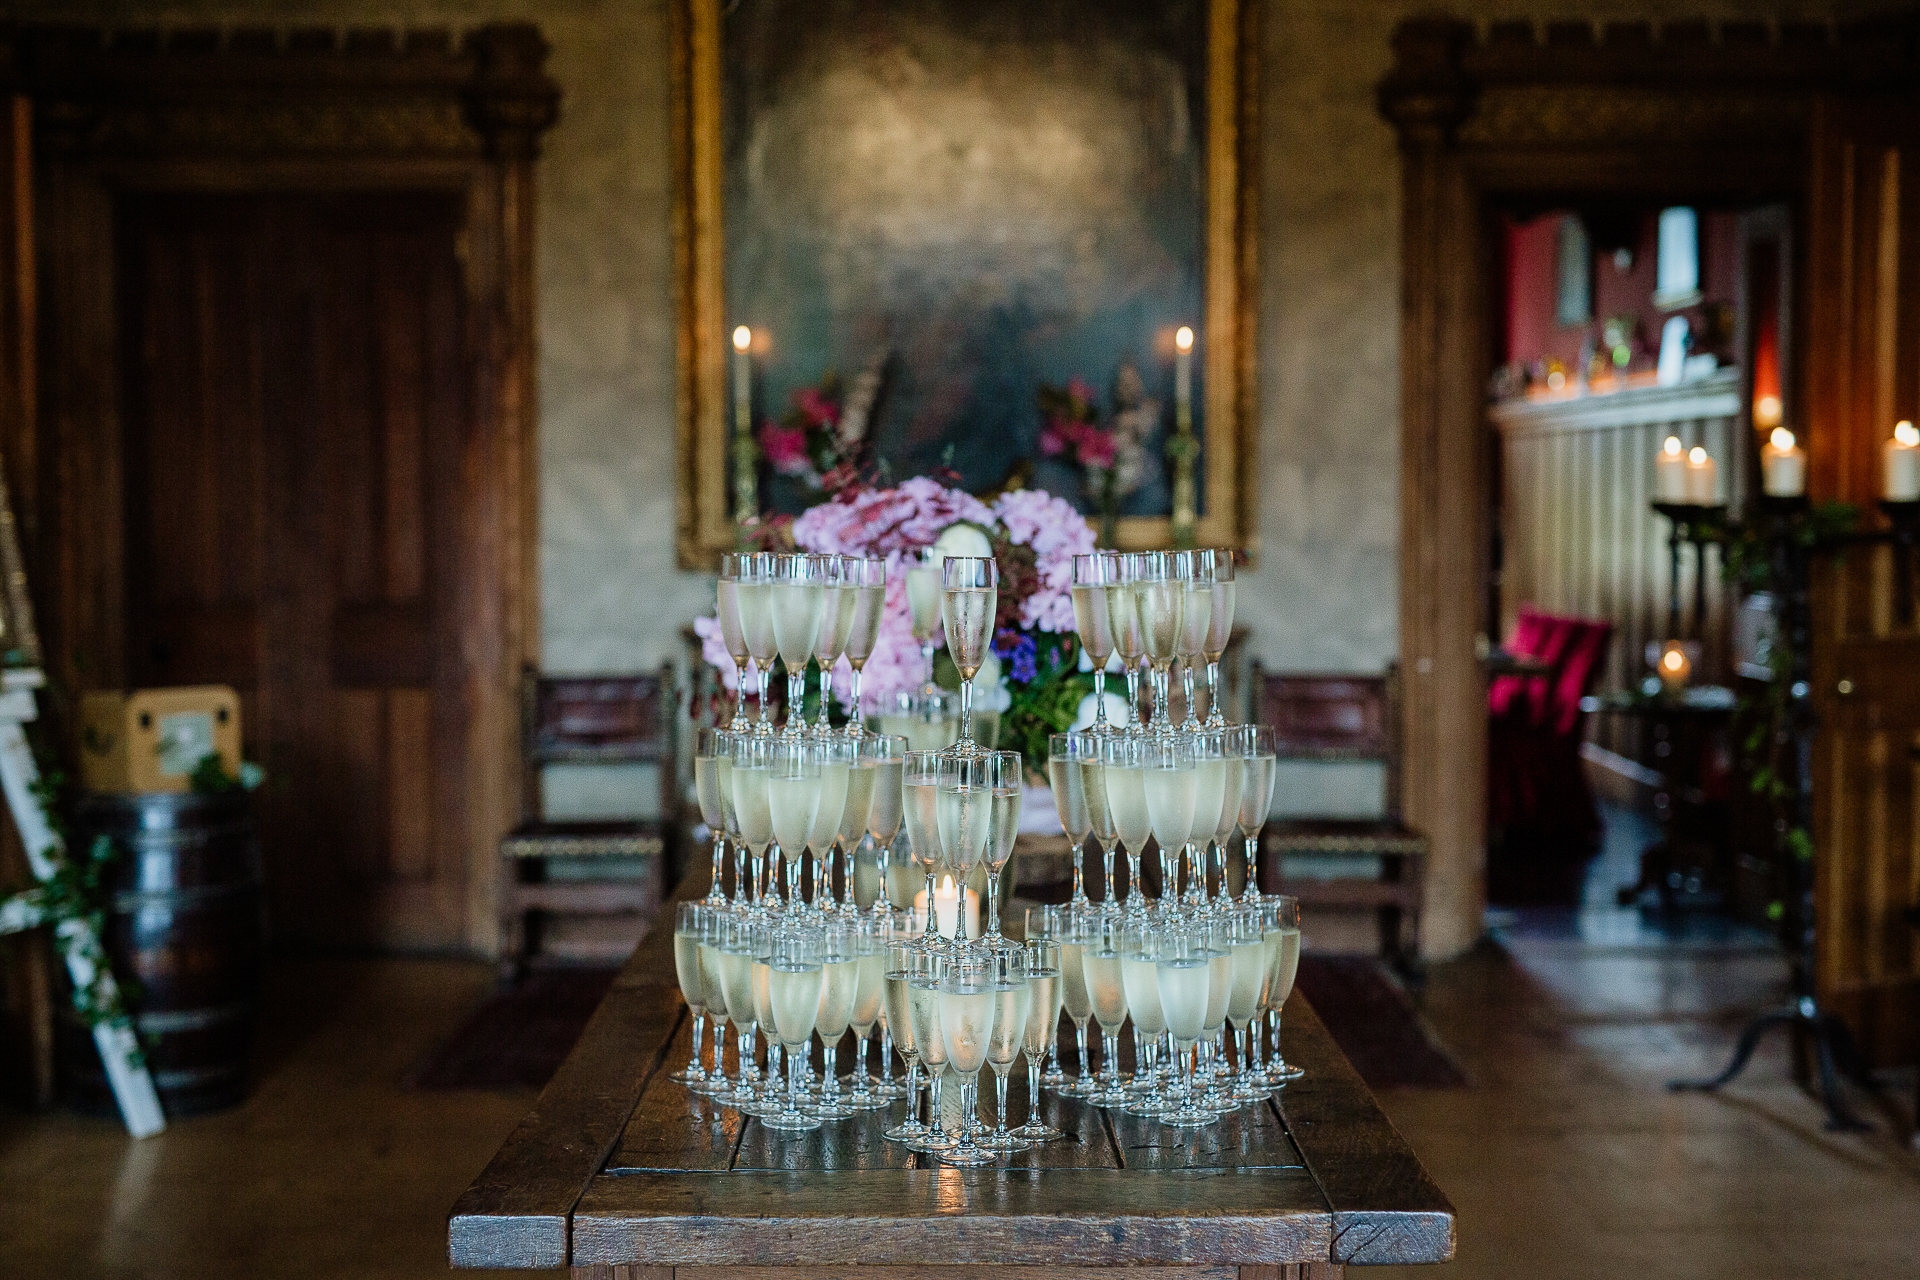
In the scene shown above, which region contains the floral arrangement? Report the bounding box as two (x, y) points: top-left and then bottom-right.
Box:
(696, 478), (1098, 772)
(1038, 363), (1156, 545)
(756, 356), (889, 499)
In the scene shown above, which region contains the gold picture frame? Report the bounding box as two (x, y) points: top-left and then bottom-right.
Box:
(671, 0), (1258, 569)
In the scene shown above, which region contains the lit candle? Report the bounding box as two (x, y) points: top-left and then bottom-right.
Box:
(1684, 446), (1718, 504)
(1754, 393), (1783, 429)
(1654, 436), (1689, 502)
(1174, 326), (1194, 422)
(913, 874), (979, 941)
(731, 325), (753, 437)
(1760, 427), (1806, 498)
(1886, 420), (1920, 502)
(1657, 641), (1692, 694)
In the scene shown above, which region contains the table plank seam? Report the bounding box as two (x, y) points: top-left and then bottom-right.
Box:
(561, 1002), (686, 1266)
(1265, 1093), (1338, 1268)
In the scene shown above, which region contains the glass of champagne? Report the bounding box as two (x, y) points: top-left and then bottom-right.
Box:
(1079, 909), (1132, 1106)
(670, 903), (709, 1085)
(767, 739), (821, 906)
(1200, 549), (1237, 728)
(980, 750), (1023, 948)
(1210, 730), (1247, 900)
(864, 734), (909, 914)
(1172, 549), (1215, 732)
(903, 942), (955, 1152)
(837, 731), (879, 911)
(1225, 903), (1272, 1102)
(843, 914), (889, 1110)
(933, 949), (998, 1165)
(1080, 745), (1120, 908)
(813, 916), (862, 1118)
(1045, 905), (1096, 1094)
(694, 727), (731, 904)
(1047, 732), (1095, 906)
(693, 905), (730, 1095)
(936, 753), (993, 943)
(770, 553), (825, 738)
(746, 923), (782, 1116)
(1119, 921), (1172, 1115)
(978, 944), (1034, 1152)
(841, 556), (887, 734)
(1199, 915), (1236, 1111)
(882, 936), (929, 1141)
(1156, 921), (1215, 1127)
(1236, 726), (1278, 902)
(765, 924), (825, 1132)
(1135, 551), (1183, 732)
(716, 553), (755, 728)
(874, 907), (918, 1099)
(730, 735), (776, 907)
(1142, 734), (1198, 905)
(734, 552), (779, 734)
(1011, 937), (1066, 1141)
(1070, 552), (1120, 732)
(1187, 730), (1231, 904)
(901, 750), (947, 947)
(905, 547), (943, 692)
(810, 554), (855, 735)
(804, 737), (854, 910)
(712, 912), (761, 1106)
(1108, 553), (1148, 732)
(940, 556), (999, 752)
(1261, 896), (1304, 1084)
(1101, 734), (1152, 914)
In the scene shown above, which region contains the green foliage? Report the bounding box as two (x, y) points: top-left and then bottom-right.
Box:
(1001, 633), (1094, 781)
(19, 767), (140, 1044)
(188, 751), (265, 795)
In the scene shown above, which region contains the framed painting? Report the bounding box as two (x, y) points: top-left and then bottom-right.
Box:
(673, 0), (1257, 567)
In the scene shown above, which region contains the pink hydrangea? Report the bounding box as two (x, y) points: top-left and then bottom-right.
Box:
(993, 489), (1095, 633)
(760, 422), (812, 476)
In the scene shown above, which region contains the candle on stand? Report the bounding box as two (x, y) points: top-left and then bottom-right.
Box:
(1760, 427), (1806, 497)
(1886, 420), (1920, 501)
(1657, 640), (1693, 694)
(1655, 436), (1689, 502)
(913, 874), (980, 941)
(1174, 325), (1194, 420)
(731, 325), (753, 435)
(1683, 446), (1718, 504)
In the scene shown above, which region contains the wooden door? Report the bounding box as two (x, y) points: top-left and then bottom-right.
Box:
(117, 192), (470, 950)
(1804, 96), (1920, 1068)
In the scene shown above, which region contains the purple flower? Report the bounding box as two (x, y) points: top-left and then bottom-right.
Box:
(995, 630), (1039, 683)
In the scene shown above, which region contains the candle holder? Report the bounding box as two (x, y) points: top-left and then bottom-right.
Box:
(1878, 499), (1920, 626)
(1650, 501), (1727, 641)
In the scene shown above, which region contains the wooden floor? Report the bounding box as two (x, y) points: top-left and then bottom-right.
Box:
(2, 920), (1917, 1279)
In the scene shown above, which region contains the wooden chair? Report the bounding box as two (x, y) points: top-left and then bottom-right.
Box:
(498, 668), (677, 978)
(1253, 667), (1426, 970)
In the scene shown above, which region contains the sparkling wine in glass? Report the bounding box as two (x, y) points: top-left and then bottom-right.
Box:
(840, 557), (887, 733)
(769, 554), (825, 737)
(1172, 549), (1214, 732)
(734, 552), (779, 734)
(901, 751), (946, 946)
(1107, 553), (1148, 732)
(979, 751), (1023, 947)
(1235, 726), (1278, 902)
(882, 938), (929, 1142)
(1011, 937), (1066, 1141)
(764, 926), (825, 1132)
(1119, 922), (1170, 1115)
(904, 944), (956, 1152)
(1261, 895), (1304, 1083)
(811, 555), (856, 734)
(1079, 910), (1132, 1106)
(716, 554), (754, 728)
(804, 737), (854, 910)
(767, 739), (821, 905)
(905, 548), (943, 692)
(1187, 731), (1231, 903)
(1156, 921), (1215, 1127)
(1136, 552), (1182, 733)
(1142, 735), (1197, 902)
(693, 727), (731, 903)
(1047, 732), (1094, 906)
(863, 734), (907, 913)
(933, 949), (1000, 1164)
(1200, 550), (1237, 727)
(977, 945), (1033, 1152)
(670, 903), (709, 1085)
(1101, 734), (1152, 914)
(1070, 552), (1120, 732)
(940, 556), (999, 753)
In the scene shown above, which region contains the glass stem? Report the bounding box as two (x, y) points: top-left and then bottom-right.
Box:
(1125, 847), (1142, 911)
(1076, 1021), (1090, 1081)
(920, 640), (936, 690)
(732, 660), (750, 728)
(927, 1069), (945, 1142)
(1103, 1033), (1121, 1084)
(847, 663), (864, 733)
(788, 1042), (803, 1115)
(1070, 840), (1085, 905)
(1092, 667), (1109, 729)
(986, 867), (1001, 937)
(924, 872), (939, 942)
(1182, 660), (1199, 728)
(687, 1012), (706, 1077)
(712, 1020), (728, 1084)
(1026, 1058), (1042, 1127)
(959, 675), (974, 746)
(1205, 659), (1223, 727)
(737, 1026), (756, 1099)
(1244, 833), (1258, 901)
(709, 833), (726, 901)
(1124, 667), (1141, 729)
(817, 662), (832, 732)
(757, 662), (773, 731)
(786, 667), (806, 734)
(994, 1070), (1011, 1139)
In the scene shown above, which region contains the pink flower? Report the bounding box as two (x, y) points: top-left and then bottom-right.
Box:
(760, 422), (813, 476)
(1067, 376), (1098, 408)
(1078, 426), (1117, 469)
(793, 386), (841, 428)
(994, 488), (1094, 633)
(1040, 422), (1070, 457)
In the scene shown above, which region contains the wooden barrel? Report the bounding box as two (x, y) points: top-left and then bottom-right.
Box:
(56, 790), (263, 1117)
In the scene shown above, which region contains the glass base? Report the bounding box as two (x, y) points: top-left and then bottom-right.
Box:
(762, 1107), (823, 1133)
(1038, 1066), (1068, 1088)
(1086, 1080), (1133, 1108)
(813, 1096), (860, 1119)
(976, 1128), (1034, 1152)
(1008, 1120), (1065, 1142)
(668, 1066), (706, 1086)
(936, 1139), (997, 1164)
(870, 1074), (909, 1100)
(1159, 1103), (1214, 1128)
(1265, 1059), (1305, 1083)
(884, 1116), (928, 1141)
(904, 1125), (956, 1153)
(838, 1078), (889, 1111)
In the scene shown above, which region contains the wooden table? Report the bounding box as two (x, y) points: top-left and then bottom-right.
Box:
(450, 877), (1455, 1279)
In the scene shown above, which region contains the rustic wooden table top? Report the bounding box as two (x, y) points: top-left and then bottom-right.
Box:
(449, 876), (1454, 1274)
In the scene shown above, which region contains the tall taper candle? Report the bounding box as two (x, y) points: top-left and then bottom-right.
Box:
(1170, 326), (1197, 547)
(730, 325), (759, 530)
(1888, 420), (1920, 501)
(1175, 325), (1193, 421)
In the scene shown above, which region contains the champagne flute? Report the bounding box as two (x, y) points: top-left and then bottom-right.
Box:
(901, 751), (947, 947)
(813, 917), (862, 1118)
(730, 735), (775, 906)
(1172, 550), (1215, 732)
(1142, 734), (1197, 904)
(1080, 747), (1121, 908)
(747, 924), (782, 1115)
(1188, 730), (1230, 904)
(1200, 549), (1237, 728)
(1198, 915), (1236, 1111)
(770, 553), (825, 738)
(716, 552), (755, 728)
(940, 556), (999, 753)
(903, 943), (955, 1152)
(978, 945), (1034, 1152)
(836, 731), (879, 911)
(979, 750), (1024, 949)
(1210, 730), (1247, 900)
(1156, 921), (1214, 1127)
(804, 737), (854, 911)
(841, 556), (887, 735)
(767, 739), (821, 906)
(1261, 896), (1304, 1084)
(873, 907), (918, 1100)
(735, 552), (779, 734)
(1070, 552), (1120, 732)
(1046, 904), (1096, 1094)
(933, 949), (998, 1165)
(1235, 726), (1278, 902)
(842, 914), (889, 1110)
(864, 734), (908, 914)
(883, 936), (929, 1141)
(1047, 732), (1095, 906)
(1136, 551), (1183, 732)
(1010, 937), (1066, 1142)
(670, 903), (710, 1085)
(696, 906), (735, 1098)
(694, 727), (731, 904)
(905, 547), (943, 692)
(712, 913), (761, 1106)
(1101, 734), (1152, 915)
(936, 753), (993, 941)
(765, 924), (825, 1132)
(1119, 921), (1171, 1115)
(810, 555), (855, 734)
(1079, 909), (1132, 1106)
(1107, 553), (1147, 732)
(1225, 903), (1273, 1102)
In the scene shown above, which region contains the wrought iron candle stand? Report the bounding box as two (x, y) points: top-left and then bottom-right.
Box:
(1665, 495), (1920, 1131)
(1651, 501), (1728, 640)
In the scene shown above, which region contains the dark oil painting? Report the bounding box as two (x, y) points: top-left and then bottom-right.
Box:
(723, 0), (1207, 517)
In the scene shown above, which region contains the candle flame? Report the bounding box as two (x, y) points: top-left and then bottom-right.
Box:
(732, 325), (752, 352)
(1663, 436), (1683, 457)
(1662, 649), (1685, 672)
(1175, 326), (1194, 352)
(1688, 446), (1708, 465)
(1755, 394), (1782, 427)
(1897, 420), (1919, 447)
(1770, 427), (1795, 451)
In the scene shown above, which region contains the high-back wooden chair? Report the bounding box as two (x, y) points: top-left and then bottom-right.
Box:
(1252, 666), (1426, 968)
(498, 668), (677, 978)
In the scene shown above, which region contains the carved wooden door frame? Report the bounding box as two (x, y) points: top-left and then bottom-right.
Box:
(1375, 16), (1917, 957)
(3, 24), (558, 953)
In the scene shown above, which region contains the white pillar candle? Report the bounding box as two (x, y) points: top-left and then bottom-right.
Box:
(914, 875), (979, 941)
(1683, 446), (1718, 504)
(1657, 641), (1693, 693)
(1886, 420), (1920, 501)
(1174, 325), (1194, 419)
(731, 325), (753, 436)
(1760, 427), (1806, 497)
(1654, 436), (1690, 502)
